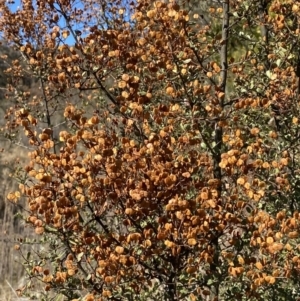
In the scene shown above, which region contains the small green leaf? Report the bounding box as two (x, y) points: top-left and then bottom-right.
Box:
(183, 59), (191, 64)
(201, 142), (207, 149)
(207, 279), (214, 285)
(178, 51), (184, 58)
(77, 252), (84, 262)
(266, 70), (277, 80)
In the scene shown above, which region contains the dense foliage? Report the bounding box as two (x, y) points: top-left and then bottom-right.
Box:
(2, 0), (300, 300)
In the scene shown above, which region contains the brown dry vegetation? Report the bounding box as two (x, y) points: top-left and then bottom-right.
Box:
(0, 144), (30, 300)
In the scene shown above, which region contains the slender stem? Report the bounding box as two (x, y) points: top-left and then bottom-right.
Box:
(220, 0), (229, 99)
(210, 0), (230, 298)
(214, 0), (229, 184)
(259, 0), (270, 70)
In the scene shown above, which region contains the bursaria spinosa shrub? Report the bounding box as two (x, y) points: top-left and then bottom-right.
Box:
(2, 0), (300, 300)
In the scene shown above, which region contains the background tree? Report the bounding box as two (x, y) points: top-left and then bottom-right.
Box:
(1, 0), (300, 300)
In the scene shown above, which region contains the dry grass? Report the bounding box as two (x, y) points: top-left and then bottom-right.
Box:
(0, 280), (27, 301)
(0, 142), (34, 301)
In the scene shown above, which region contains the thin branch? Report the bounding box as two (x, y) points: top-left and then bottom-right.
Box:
(5, 280), (20, 300)
(213, 0), (229, 184)
(258, 0), (270, 70)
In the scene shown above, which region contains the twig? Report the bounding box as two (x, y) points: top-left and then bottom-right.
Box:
(5, 279), (20, 300)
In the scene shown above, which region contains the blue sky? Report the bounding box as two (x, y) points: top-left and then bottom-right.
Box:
(5, 0), (86, 45)
(5, 0), (20, 13)
(4, 0), (134, 45)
